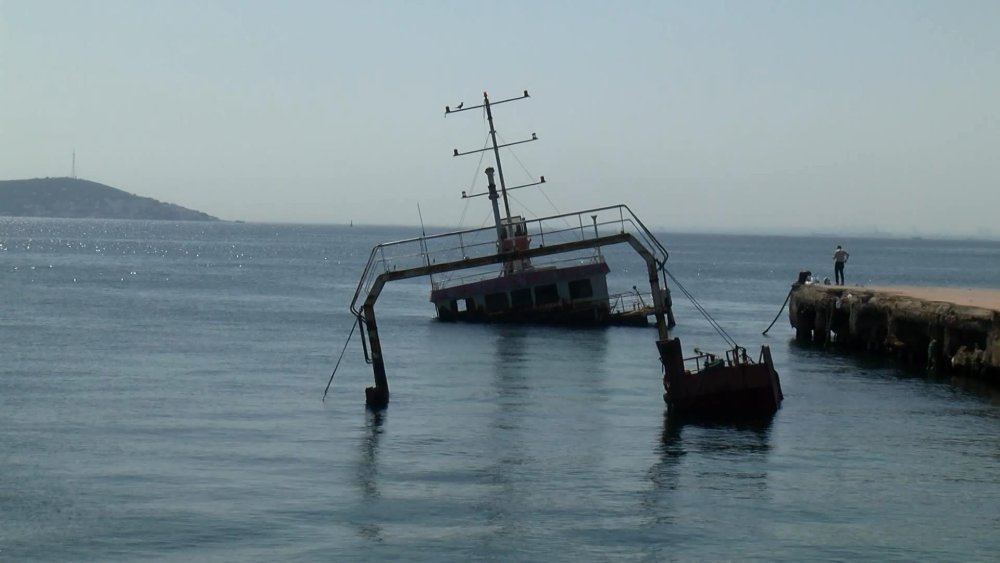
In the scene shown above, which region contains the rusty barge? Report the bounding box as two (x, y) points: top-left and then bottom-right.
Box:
(658, 338), (783, 418)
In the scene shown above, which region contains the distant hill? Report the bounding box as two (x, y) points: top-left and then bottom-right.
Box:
(0, 177), (219, 221)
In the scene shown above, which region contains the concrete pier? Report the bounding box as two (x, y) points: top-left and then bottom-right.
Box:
(789, 282), (1000, 381)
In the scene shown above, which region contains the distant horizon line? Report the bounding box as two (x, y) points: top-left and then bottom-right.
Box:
(224, 219), (1000, 243)
(4, 176), (997, 242)
(2, 214), (996, 242)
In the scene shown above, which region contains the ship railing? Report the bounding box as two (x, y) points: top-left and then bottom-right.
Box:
(682, 350), (719, 373)
(607, 289), (654, 315)
(728, 346), (754, 366)
(681, 346), (756, 373)
(350, 204), (668, 317)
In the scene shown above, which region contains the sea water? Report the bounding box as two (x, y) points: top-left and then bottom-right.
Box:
(2, 218), (998, 562)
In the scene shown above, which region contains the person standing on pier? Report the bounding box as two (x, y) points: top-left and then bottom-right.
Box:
(833, 245), (850, 285)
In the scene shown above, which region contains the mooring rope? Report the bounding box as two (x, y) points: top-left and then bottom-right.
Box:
(660, 263), (739, 349)
(323, 315), (361, 402)
(762, 287), (794, 336)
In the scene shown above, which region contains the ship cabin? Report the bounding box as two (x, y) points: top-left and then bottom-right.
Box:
(430, 215), (613, 324)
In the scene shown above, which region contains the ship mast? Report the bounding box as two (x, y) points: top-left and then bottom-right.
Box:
(447, 90), (545, 242)
(483, 92), (512, 220)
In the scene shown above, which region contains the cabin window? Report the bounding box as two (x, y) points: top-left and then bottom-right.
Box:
(511, 288), (533, 310)
(485, 292), (510, 312)
(569, 279), (593, 300)
(457, 299), (469, 313)
(534, 284), (559, 306)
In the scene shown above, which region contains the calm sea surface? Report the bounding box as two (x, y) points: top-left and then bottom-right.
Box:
(2, 218), (998, 562)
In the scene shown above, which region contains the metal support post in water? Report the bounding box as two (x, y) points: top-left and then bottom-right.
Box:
(362, 303), (390, 408)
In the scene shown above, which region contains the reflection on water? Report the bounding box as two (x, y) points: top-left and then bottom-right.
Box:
(495, 325), (530, 363)
(658, 412), (775, 454)
(477, 326), (615, 549)
(671, 414), (774, 455)
(480, 326), (531, 544)
(491, 325), (611, 403)
(494, 326), (531, 403)
(790, 339), (1000, 405)
(357, 409), (385, 499)
(355, 409), (385, 542)
(645, 412), (775, 517)
(948, 375), (1000, 406)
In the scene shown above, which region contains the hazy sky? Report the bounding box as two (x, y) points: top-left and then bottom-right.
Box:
(1, 1), (998, 236)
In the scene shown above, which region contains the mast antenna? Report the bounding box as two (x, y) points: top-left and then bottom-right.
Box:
(72, 150), (76, 179)
(447, 90), (537, 222)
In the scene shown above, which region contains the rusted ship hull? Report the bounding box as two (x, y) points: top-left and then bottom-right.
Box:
(657, 338), (783, 418)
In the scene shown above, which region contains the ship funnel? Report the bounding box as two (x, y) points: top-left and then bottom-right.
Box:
(484, 167), (504, 244)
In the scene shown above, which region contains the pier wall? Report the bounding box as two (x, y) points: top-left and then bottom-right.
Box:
(789, 283), (1000, 381)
